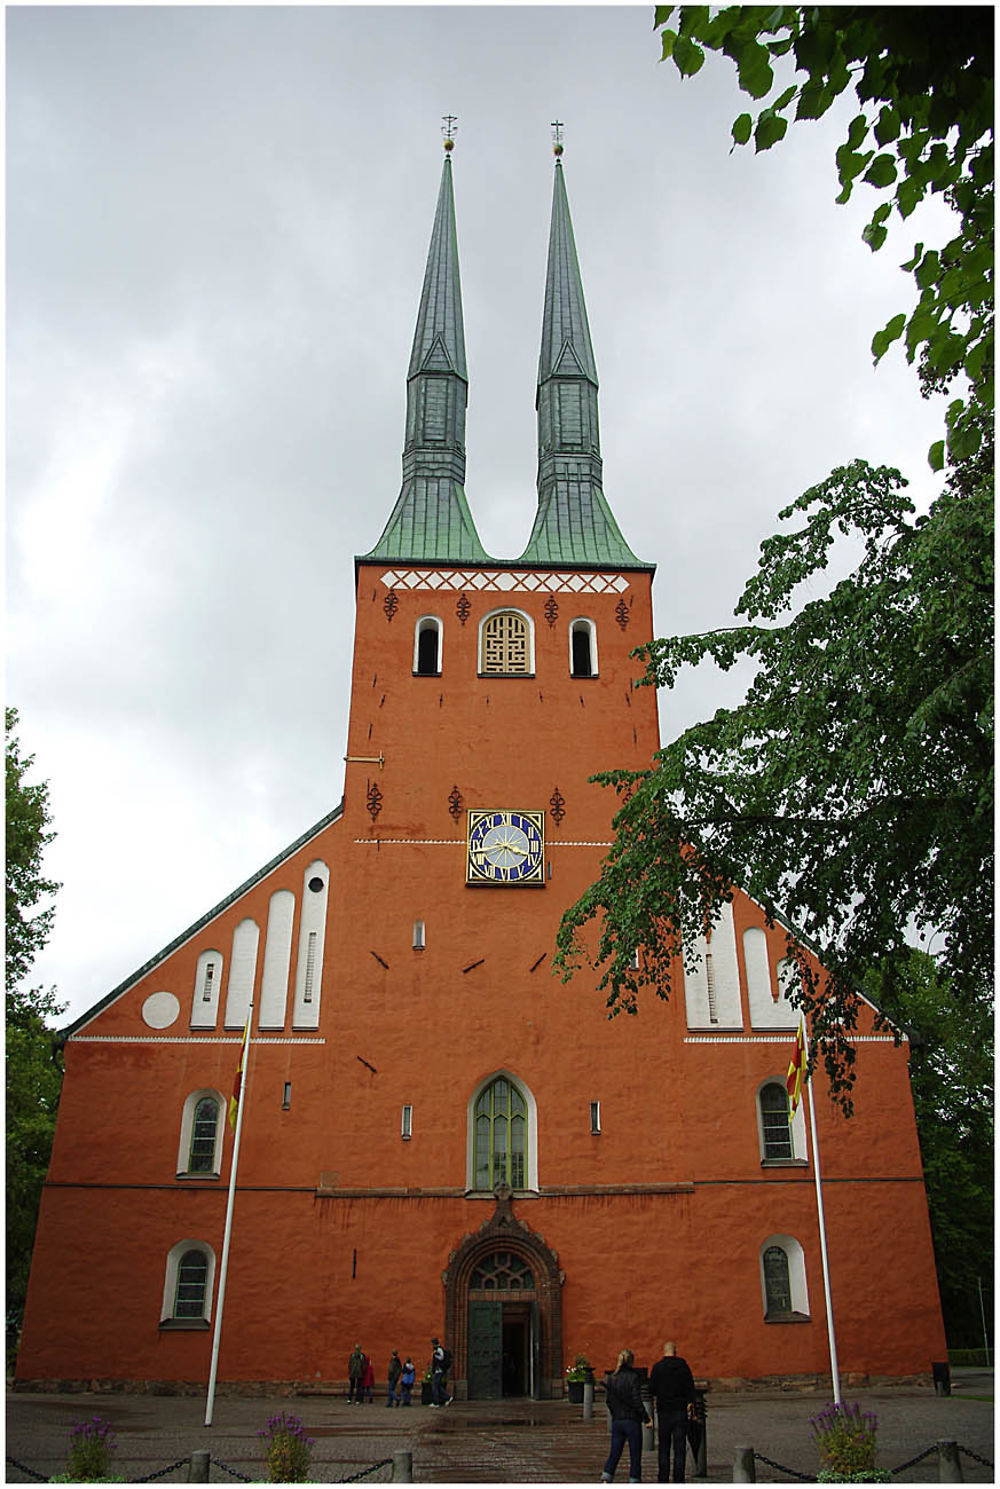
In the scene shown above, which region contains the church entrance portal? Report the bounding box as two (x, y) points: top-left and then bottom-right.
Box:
(443, 1188), (563, 1401)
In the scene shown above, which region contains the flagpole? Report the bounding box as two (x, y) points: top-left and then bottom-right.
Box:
(804, 1049), (842, 1406)
(205, 1008), (252, 1428)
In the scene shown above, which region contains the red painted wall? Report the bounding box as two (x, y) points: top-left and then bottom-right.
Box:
(17, 564), (946, 1390)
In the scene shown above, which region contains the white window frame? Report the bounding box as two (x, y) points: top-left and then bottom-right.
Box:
(160, 1240), (217, 1327)
(756, 1078), (807, 1165)
(176, 1088), (226, 1178)
(190, 949), (224, 1029)
(478, 608), (535, 676)
(466, 1069), (539, 1193)
(759, 1234), (810, 1321)
(568, 617), (599, 677)
(401, 1104), (413, 1141)
(413, 615), (443, 676)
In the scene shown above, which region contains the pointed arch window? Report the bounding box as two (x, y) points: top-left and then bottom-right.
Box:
(480, 611), (532, 676)
(474, 1077), (527, 1189)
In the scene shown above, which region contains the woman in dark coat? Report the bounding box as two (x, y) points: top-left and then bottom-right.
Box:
(601, 1348), (651, 1483)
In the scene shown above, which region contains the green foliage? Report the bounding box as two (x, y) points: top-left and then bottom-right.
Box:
(810, 1401), (881, 1478)
(6, 707), (60, 1005)
(258, 1411), (315, 1483)
(653, 6), (993, 469)
(555, 448), (993, 1109)
(6, 708), (65, 1335)
(65, 1416), (118, 1482)
(870, 951), (993, 1347)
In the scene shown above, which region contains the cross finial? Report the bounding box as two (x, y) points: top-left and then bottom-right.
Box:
(442, 114), (458, 152)
(551, 119), (564, 158)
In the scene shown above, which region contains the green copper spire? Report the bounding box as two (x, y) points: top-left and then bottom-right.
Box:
(364, 140), (491, 565)
(519, 153), (651, 570)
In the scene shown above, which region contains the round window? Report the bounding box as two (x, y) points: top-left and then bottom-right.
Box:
(308, 876), (325, 893)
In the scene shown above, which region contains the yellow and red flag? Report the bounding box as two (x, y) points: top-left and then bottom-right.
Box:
(786, 1017), (806, 1114)
(228, 1014), (251, 1130)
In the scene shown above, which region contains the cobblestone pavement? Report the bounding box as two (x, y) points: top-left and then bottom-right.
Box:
(5, 1374), (994, 1483)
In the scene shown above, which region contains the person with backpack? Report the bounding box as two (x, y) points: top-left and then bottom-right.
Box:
(430, 1337), (452, 1406)
(399, 1356), (417, 1406)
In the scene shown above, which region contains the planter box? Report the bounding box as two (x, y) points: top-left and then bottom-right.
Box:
(567, 1380), (585, 1403)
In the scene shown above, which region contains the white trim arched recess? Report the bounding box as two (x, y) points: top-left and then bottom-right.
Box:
(478, 608), (535, 676)
(466, 1069), (539, 1193)
(759, 1233), (810, 1321)
(160, 1239), (217, 1327)
(176, 1088), (227, 1178)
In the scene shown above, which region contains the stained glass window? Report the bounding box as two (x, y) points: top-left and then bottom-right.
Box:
(760, 1082), (793, 1160)
(763, 1246), (792, 1314)
(188, 1097), (220, 1173)
(174, 1249), (209, 1318)
(474, 1078), (527, 1189)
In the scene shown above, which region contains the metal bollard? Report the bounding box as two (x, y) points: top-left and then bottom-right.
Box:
(641, 1380), (654, 1455)
(392, 1449), (413, 1482)
(188, 1449), (210, 1482)
(937, 1440), (963, 1482)
(733, 1445), (756, 1482)
(583, 1371), (595, 1421)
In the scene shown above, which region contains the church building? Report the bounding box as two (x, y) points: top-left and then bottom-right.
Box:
(17, 137), (946, 1397)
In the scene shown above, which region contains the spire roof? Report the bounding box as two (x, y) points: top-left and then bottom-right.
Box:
(363, 150), (491, 566)
(519, 159), (651, 571)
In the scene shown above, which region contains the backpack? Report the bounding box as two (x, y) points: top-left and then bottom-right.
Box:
(440, 1347), (453, 1372)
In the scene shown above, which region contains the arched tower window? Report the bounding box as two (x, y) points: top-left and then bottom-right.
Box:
(569, 618), (598, 677)
(414, 616), (443, 675)
(474, 1076), (527, 1189)
(480, 611), (532, 676)
(756, 1078), (807, 1164)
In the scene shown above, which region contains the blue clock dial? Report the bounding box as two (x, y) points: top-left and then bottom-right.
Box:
(467, 810), (545, 886)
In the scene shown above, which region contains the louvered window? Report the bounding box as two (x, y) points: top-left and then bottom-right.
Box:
(303, 931), (318, 1003)
(482, 613), (530, 675)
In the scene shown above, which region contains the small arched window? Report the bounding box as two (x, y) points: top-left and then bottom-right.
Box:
(414, 616), (443, 676)
(763, 1246), (792, 1314)
(160, 1239), (216, 1328)
(174, 1249), (209, 1318)
(759, 1234), (810, 1321)
(481, 611), (532, 676)
(176, 1089), (226, 1178)
(474, 1076), (527, 1189)
(759, 1082), (793, 1160)
(570, 619), (598, 677)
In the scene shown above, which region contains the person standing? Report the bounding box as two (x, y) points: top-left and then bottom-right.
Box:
(399, 1356), (416, 1406)
(649, 1341), (697, 1483)
(601, 1348), (651, 1483)
(430, 1337), (452, 1406)
(348, 1343), (365, 1405)
(386, 1349), (403, 1406)
(363, 1353), (375, 1403)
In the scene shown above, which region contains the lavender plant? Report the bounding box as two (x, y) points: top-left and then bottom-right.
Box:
(64, 1415), (119, 1481)
(810, 1401), (890, 1482)
(258, 1410), (315, 1483)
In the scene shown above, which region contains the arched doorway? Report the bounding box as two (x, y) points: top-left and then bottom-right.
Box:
(443, 1187), (563, 1400)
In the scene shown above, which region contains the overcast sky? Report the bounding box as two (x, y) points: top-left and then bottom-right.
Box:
(7, 5), (953, 1027)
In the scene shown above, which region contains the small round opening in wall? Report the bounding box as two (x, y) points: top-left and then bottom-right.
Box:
(308, 877), (325, 893)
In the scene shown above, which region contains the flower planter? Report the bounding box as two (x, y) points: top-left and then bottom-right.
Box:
(421, 1382), (433, 1405)
(567, 1380), (585, 1404)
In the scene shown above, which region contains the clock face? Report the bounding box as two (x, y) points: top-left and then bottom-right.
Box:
(467, 810), (545, 886)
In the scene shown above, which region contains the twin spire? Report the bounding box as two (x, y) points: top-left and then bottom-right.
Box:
(365, 140), (648, 570)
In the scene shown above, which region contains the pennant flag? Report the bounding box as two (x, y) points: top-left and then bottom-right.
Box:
(786, 1017), (806, 1114)
(229, 1015), (251, 1130)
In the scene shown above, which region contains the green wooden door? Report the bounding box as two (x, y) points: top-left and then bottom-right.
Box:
(467, 1299), (503, 1399)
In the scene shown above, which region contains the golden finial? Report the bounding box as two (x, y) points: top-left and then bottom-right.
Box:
(551, 119), (564, 157)
(442, 115), (458, 152)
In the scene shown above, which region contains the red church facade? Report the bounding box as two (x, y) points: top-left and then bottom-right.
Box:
(17, 145), (945, 1397)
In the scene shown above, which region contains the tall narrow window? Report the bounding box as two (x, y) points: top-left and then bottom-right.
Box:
(481, 612), (531, 675)
(401, 1104), (413, 1140)
(201, 963), (215, 1002)
(759, 1082), (794, 1160)
(303, 930), (318, 1003)
(174, 1249), (209, 1319)
(763, 1245), (792, 1315)
(590, 1100), (601, 1135)
(705, 952), (718, 1024)
(414, 617), (443, 676)
(474, 1077), (527, 1189)
(570, 619), (597, 677)
(188, 1097), (221, 1174)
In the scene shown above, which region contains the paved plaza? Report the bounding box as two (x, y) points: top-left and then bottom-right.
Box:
(5, 1372), (993, 1483)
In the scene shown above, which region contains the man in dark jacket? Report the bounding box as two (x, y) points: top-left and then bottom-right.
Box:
(649, 1341), (696, 1483)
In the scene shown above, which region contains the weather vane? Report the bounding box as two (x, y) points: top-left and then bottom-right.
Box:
(551, 119), (564, 158)
(442, 114), (458, 152)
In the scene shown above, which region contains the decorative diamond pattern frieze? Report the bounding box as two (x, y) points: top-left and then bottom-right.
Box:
(379, 568), (631, 595)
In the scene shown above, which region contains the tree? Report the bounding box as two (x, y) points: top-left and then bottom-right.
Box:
(554, 9), (993, 1109)
(866, 951), (993, 1347)
(6, 708), (64, 1340)
(654, 5), (993, 470)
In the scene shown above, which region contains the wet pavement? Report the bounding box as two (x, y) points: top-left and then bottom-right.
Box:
(5, 1372), (994, 1483)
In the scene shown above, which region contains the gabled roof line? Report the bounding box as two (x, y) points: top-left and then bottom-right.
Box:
(64, 799), (345, 1038)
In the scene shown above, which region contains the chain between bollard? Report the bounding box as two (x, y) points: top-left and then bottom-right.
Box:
(753, 1449), (812, 1480)
(338, 1456), (394, 1483)
(137, 1457), (191, 1481)
(5, 1456), (48, 1482)
(889, 1444), (937, 1475)
(212, 1458), (256, 1482)
(958, 1443), (994, 1469)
